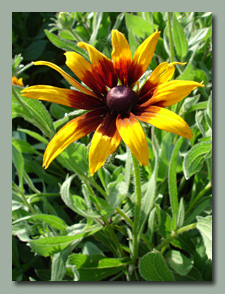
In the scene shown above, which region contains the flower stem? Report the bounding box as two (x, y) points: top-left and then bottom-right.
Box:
(131, 154), (142, 264)
(156, 223), (197, 251)
(116, 208), (152, 250)
(167, 12), (174, 63)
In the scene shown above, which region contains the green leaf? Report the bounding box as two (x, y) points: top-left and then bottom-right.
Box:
(196, 216), (212, 260)
(158, 132), (175, 180)
(23, 40), (47, 61)
(82, 241), (105, 256)
(28, 225), (101, 257)
(165, 250), (193, 276)
(12, 86), (54, 138)
(51, 247), (71, 281)
(184, 197), (211, 225)
(172, 14), (188, 61)
(138, 129), (159, 237)
(185, 101), (208, 114)
(12, 138), (37, 154)
(125, 13), (153, 39)
(170, 233), (196, 255)
(128, 28), (140, 56)
(57, 142), (89, 174)
(168, 137), (185, 230)
(189, 27), (211, 50)
(183, 142), (212, 179)
(60, 175), (101, 219)
(90, 12), (103, 44)
(155, 204), (172, 238)
(17, 128), (48, 145)
(44, 30), (90, 61)
(27, 160), (60, 186)
(12, 236), (20, 268)
(139, 250), (175, 281)
(176, 197), (185, 229)
(12, 144), (24, 189)
(88, 195), (115, 217)
(67, 254), (128, 281)
(13, 214), (68, 231)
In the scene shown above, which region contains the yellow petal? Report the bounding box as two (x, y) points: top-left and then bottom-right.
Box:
(140, 62), (186, 96)
(111, 29), (132, 85)
(116, 112), (149, 166)
(43, 108), (106, 168)
(33, 61), (97, 98)
(78, 42), (117, 88)
(21, 85), (103, 110)
(128, 31), (160, 85)
(12, 76), (23, 87)
(134, 105), (193, 139)
(141, 80), (205, 108)
(64, 52), (107, 96)
(89, 113), (121, 176)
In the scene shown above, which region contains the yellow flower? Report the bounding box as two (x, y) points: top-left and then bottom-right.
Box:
(21, 30), (204, 176)
(12, 76), (23, 87)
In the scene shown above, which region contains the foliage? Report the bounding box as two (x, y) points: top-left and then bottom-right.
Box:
(12, 12), (212, 281)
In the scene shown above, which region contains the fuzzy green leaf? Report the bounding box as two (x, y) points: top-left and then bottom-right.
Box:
(139, 250), (175, 281)
(196, 216), (212, 260)
(183, 142), (212, 179)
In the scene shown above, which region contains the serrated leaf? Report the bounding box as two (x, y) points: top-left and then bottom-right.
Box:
(196, 216), (212, 260)
(183, 142), (212, 179)
(139, 250), (175, 281)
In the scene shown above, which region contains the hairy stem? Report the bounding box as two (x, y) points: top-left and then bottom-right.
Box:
(131, 154), (142, 264)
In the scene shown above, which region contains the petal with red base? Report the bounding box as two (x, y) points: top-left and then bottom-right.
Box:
(111, 30), (132, 85)
(116, 112), (149, 166)
(33, 61), (97, 98)
(127, 31), (160, 86)
(140, 80), (205, 108)
(89, 113), (121, 176)
(78, 42), (117, 89)
(43, 108), (106, 169)
(139, 62), (186, 97)
(64, 52), (107, 96)
(134, 105), (193, 139)
(21, 85), (104, 110)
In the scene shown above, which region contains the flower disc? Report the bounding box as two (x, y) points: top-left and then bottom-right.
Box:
(106, 86), (138, 114)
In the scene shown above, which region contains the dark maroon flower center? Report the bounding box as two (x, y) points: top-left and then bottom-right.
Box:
(105, 86), (138, 114)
